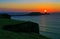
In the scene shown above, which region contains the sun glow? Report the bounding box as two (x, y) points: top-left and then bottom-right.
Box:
(44, 10), (47, 12)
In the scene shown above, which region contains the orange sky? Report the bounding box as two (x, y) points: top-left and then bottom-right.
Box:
(0, 2), (60, 12)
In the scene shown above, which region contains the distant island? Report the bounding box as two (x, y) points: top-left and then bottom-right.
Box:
(11, 12), (50, 16)
(22, 12), (43, 16)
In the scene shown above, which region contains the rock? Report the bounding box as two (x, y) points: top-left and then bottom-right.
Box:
(0, 14), (11, 19)
(2, 22), (39, 34)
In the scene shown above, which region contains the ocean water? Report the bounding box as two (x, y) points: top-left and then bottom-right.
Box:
(11, 13), (60, 39)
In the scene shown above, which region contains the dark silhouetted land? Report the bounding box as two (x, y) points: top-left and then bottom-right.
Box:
(0, 14), (50, 39)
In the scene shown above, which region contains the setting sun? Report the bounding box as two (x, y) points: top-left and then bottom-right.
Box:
(44, 10), (47, 12)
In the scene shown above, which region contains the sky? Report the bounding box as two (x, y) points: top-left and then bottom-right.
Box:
(0, 0), (60, 12)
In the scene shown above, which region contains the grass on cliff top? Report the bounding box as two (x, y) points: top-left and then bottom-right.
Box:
(0, 19), (50, 39)
(0, 19), (25, 26)
(0, 19), (25, 29)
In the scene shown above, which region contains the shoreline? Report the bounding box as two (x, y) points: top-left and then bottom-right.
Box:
(0, 18), (50, 39)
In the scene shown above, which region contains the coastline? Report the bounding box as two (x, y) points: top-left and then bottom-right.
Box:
(0, 18), (50, 39)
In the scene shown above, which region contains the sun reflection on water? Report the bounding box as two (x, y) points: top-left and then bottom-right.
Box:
(40, 16), (47, 32)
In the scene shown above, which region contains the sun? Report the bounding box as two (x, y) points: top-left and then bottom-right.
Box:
(44, 10), (47, 12)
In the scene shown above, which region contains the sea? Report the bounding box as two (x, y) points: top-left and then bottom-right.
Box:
(11, 13), (60, 39)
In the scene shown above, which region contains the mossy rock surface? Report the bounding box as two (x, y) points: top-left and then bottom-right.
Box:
(3, 22), (39, 34)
